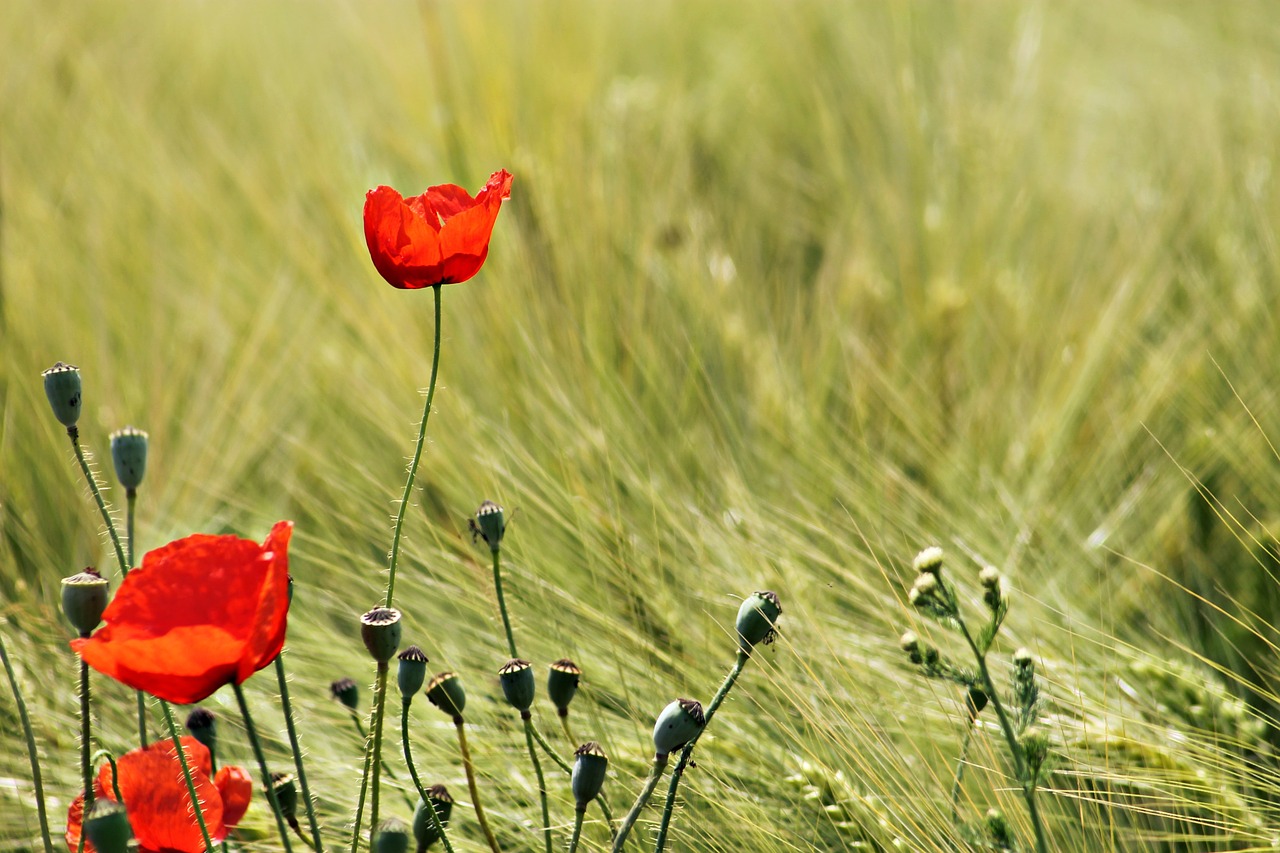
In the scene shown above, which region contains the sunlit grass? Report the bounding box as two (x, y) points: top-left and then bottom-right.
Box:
(5, 1), (1280, 850)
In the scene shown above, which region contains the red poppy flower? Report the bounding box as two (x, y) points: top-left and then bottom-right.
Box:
(364, 169), (513, 289)
(215, 765), (253, 827)
(65, 737), (227, 853)
(71, 521), (293, 705)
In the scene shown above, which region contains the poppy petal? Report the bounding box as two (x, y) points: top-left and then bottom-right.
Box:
(215, 765), (253, 827)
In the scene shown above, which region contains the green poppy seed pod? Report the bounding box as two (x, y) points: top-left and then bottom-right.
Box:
(41, 362), (82, 429)
(398, 646), (429, 700)
(373, 819), (411, 853)
(413, 786), (454, 850)
(331, 677), (360, 711)
(964, 687), (988, 722)
(61, 569), (109, 635)
(185, 708), (217, 757)
(83, 799), (132, 853)
(426, 672), (466, 718)
(472, 500), (505, 551)
(735, 590), (782, 653)
(267, 772), (298, 821)
(571, 742), (608, 808)
(361, 606), (403, 663)
(913, 546), (944, 576)
(498, 659), (535, 713)
(109, 427), (148, 491)
(652, 698), (705, 758)
(547, 659), (581, 714)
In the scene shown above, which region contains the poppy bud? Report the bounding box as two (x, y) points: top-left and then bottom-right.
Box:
(913, 546), (944, 575)
(413, 785), (454, 850)
(41, 362), (82, 430)
(964, 687), (988, 723)
(652, 698), (705, 758)
(398, 646), (429, 700)
(83, 799), (132, 853)
(426, 672), (466, 719)
(185, 708), (217, 757)
(109, 427), (148, 492)
(62, 569), (109, 635)
(571, 742), (608, 808)
(267, 772), (298, 823)
(735, 590), (782, 653)
(361, 607), (403, 663)
(373, 819), (411, 853)
(498, 659), (535, 713)
(472, 500), (505, 551)
(547, 659), (581, 714)
(331, 677), (360, 711)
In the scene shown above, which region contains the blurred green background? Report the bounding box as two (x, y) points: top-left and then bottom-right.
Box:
(5, 1), (1280, 850)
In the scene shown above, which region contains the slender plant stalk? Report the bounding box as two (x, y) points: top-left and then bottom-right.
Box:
(455, 718), (501, 853)
(532, 723), (614, 833)
(160, 700), (215, 853)
(1, 633), (53, 853)
(369, 664), (390, 840)
(232, 681), (294, 853)
(558, 714), (577, 750)
(78, 656), (94, 820)
(491, 548), (518, 658)
(276, 655), (324, 852)
(950, 723), (975, 825)
(400, 701), (455, 853)
(521, 716), (552, 853)
(568, 809), (586, 853)
(611, 753), (669, 852)
(350, 725), (375, 853)
(68, 430), (128, 577)
(126, 489), (148, 748)
(652, 653), (748, 853)
(384, 283), (443, 609)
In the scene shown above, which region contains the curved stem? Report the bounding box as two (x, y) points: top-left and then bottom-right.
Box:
(455, 718), (501, 853)
(491, 548), (517, 659)
(160, 700), (215, 853)
(276, 654), (324, 853)
(532, 723), (572, 775)
(370, 663), (389, 840)
(1, 634), (53, 853)
(400, 701), (455, 853)
(90, 750), (124, 804)
(521, 715), (552, 853)
(69, 431), (128, 577)
(568, 808), (585, 853)
(79, 655), (94, 839)
(232, 681), (294, 853)
(558, 714), (577, 750)
(611, 753), (668, 852)
(385, 283), (443, 609)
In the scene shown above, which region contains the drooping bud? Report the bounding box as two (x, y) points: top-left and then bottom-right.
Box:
(652, 698), (705, 758)
(62, 569), (109, 635)
(373, 819), (411, 853)
(426, 672), (466, 719)
(267, 772), (299, 824)
(83, 799), (132, 853)
(398, 646), (429, 700)
(361, 607), (403, 663)
(913, 546), (944, 576)
(964, 687), (988, 724)
(571, 742), (608, 808)
(735, 590), (782, 654)
(109, 427), (149, 491)
(547, 659), (581, 715)
(413, 786), (454, 850)
(331, 677), (360, 711)
(471, 500), (505, 551)
(498, 659), (535, 713)
(185, 708), (217, 757)
(41, 362), (82, 430)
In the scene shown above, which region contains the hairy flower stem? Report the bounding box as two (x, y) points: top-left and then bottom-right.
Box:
(612, 753), (669, 852)
(400, 702), (455, 853)
(78, 656), (94, 823)
(276, 655), (324, 853)
(491, 548), (517, 659)
(232, 681), (294, 853)
(520, 714), (552, 853)
(568, 808), (586, 853)
(1, 634), (53, 853)
(369, 664), (390, 842)
(351, 729), (375, 853)
(126, 490), (147, 748)
(160, 700), (215, 853)
(956, 619), (1048, 853)
(384, 283), (442, 609)
(950, 724), (975, 825)
(68, 429), (128, 578)
(559, 714), (577, 750)
(454, 718), (501, 853)
(653, 652), (748, 853)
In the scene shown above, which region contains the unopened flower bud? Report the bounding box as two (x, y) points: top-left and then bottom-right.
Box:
(373, 819), (411, 853)
(652, 698), (704, 758)
(1021, 726), (1049, 773)
(499, 659), (535, 712)
(267, 772), (298, 824)
(426, 672), (466, 719)
(985, 808), (1013, 848)
(413, 785), (454, 849)
(62, 569), (109, 635)
(360, 607), (403, 663)
(979, 566), (1000, 588)
(735, 590), (782, 653)
(899, 631), (920, 653)
(964, 687), (988, 722)
(331, 677), (359, 711)
(913, 546), (944, 575)
(41, 362), (82, 430)
(185, 708), (217, 757)
(83, 799), (131, 853)
(109, 427), (149, 491)
(547, 659), (581, 714)
(398, 646), (429, 700)
(471, 500), (505, 551)
(571, 742), (608, 807)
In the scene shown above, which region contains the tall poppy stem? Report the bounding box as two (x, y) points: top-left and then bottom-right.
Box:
(369, 663), (389, 841)
(532, 723), (614, 834)
(384, 283), (443, 609)
(160, 700), (215, 853)
(349, 727), (375, 853)
(454, 717), (501, 853)
(612, 754), (668, 852)
(1, 633), (53, 853)
(491, 548), (518, 659)
(400, 701), (455, 853)
(276, 654), (324, 852)
(232, 682), (295, 853)
(520, 714), (552, 853)
(67, 429), (128, 578)
(78, 656), (94, 827)
(126, 489), (148, 748)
